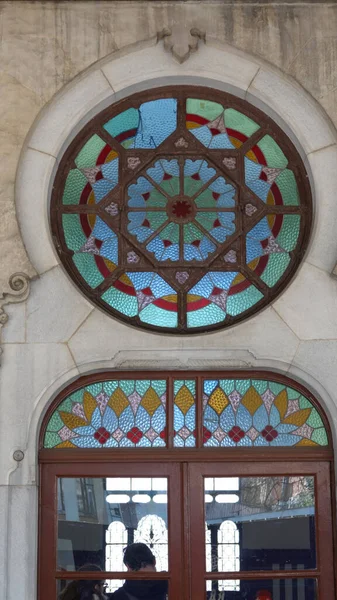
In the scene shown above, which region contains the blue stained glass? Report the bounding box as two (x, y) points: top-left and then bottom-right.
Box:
(204, 380), (218, 395)
(217, 192), (236, 207)
(199, 236), (217, 258)
(100, 239), (118, 264)
(102, 406), (119, 431)
(128, 177), (154, 200)
(101, 158), (119, 183)
(92, 217), (114, 240)
(184, 159), (216, 182)
(247, 217), (271, 241)
(134, 99), (177, 148)
(92, 179), (116, 202)
(245, 157), (262, 181)
(220, 405), (236, 430)
(236, 404), (252, 430)
(174, 406), (184, 430)
(159, 159), (179, 177)
(147, 162), (165, 183)
(190, 125), (234, 149)
(253, 404), (268, 430)
(150, 274), (176, 297)
(209, 177), (233, 194)
(185, 406), (196, 430)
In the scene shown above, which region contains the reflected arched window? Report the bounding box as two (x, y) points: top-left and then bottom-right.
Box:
(135, 514), (168, 571)
(218, 520), (240, 591)
(105, 521), (128, 592)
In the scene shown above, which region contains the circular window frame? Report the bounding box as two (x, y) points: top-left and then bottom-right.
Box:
(50, 86), (313, 335)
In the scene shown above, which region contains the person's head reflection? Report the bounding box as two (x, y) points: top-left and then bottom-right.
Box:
(123, 543), (156, 572)
(59, 564), (107, 600)
(111, 544), (167, 600)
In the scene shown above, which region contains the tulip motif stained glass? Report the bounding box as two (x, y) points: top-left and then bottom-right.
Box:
(44, 380), (167, 448)
(51, 88), (312, 333)
(203, 379), (328, 447)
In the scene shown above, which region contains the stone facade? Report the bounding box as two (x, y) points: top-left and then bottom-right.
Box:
(1, 1), (337, 598)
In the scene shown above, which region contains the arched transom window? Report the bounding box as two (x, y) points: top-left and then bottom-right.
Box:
(50, 87), (312, 334)
(40, 372), (335, 600)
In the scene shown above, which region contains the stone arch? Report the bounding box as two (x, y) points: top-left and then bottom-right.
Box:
(15, 35), (337, 281)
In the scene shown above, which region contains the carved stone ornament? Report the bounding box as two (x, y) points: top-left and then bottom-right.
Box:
(158, 26), (206, 63)
(0, 273), (30, 328)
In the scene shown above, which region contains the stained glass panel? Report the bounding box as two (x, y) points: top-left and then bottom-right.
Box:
(203, 379), (328, 447)
(51, 87), (312, 333)
(44, 380), (167, 448)
(173, 380), (196, 447)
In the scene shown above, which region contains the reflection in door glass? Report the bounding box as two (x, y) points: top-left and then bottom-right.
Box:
(57, 476), (168, 593)
(204, 476), (316, 578)
(205, 578), (317, 600)
(57, 578), (169, 600)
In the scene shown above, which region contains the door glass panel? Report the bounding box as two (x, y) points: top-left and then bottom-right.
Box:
(57, 578), (169, 599)
(204, 476), (316, 572)
(205, 578), (317, 600)
(57, 476), (169, 578)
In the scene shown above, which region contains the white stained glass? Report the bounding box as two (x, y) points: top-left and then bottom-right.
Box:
(105, 521), (128, 593)
(135, 515), (168, 571)
(218, 521), (240, 592)
(153, 494), (168, 504)
(132, 494), (151, 503)
(106, 478), (131, 491)
(215, 494), (239, 504)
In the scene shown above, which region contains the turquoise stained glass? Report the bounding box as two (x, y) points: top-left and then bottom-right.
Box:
(51, 89), (311, 333)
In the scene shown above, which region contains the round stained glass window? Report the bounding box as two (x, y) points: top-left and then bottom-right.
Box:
(51, 87), (312, 334)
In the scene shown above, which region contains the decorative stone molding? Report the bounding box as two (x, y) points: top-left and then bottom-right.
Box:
(158, 26), (206, 63)
(0, 273), (30, 329)
(332, 263), (337, 278)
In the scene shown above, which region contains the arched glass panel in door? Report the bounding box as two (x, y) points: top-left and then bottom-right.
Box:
(39, 372), (335, 600)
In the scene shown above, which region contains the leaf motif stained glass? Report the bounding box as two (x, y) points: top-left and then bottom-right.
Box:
(51, 87), (312, 333)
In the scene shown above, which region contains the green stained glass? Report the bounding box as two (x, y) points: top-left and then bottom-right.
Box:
(275, 169), (300, 205)
(184, 176), (204, 197)
(260, 253), (291, 288)
(104, 108), (139, 140)
(186, 98), (223, 122)
(252, 380), (268, 394)
(62, 170), (88, 205)
(73, 254), (104, 289)
(225, 108), (259, 137)
(195, 189), (216, 208)
(44, 432), (62, 448)
(187, 303), (225, 327)
(147, 212), (168, 230)
(257, 135), (288, 168)
(160, 222), (179, 243)
(226, 285), (263, 316)
(160, 177), (179, 196)
(62, 214), (87, 251)
(307, 408), (324, 429)
(46, 411), (64, 432)
(102, 286), (138, 317)
(75, 135), (107, 169)
(140, 303), (178, 328)
(311, 428), (328, 445)
(277, 215), (301, 251)
(184, 223), (203, 243)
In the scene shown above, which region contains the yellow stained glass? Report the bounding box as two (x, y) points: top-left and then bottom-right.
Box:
(141, 388), (161, 416)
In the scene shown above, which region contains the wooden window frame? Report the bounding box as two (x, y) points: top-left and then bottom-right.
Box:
(38, 371), (336, 600)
